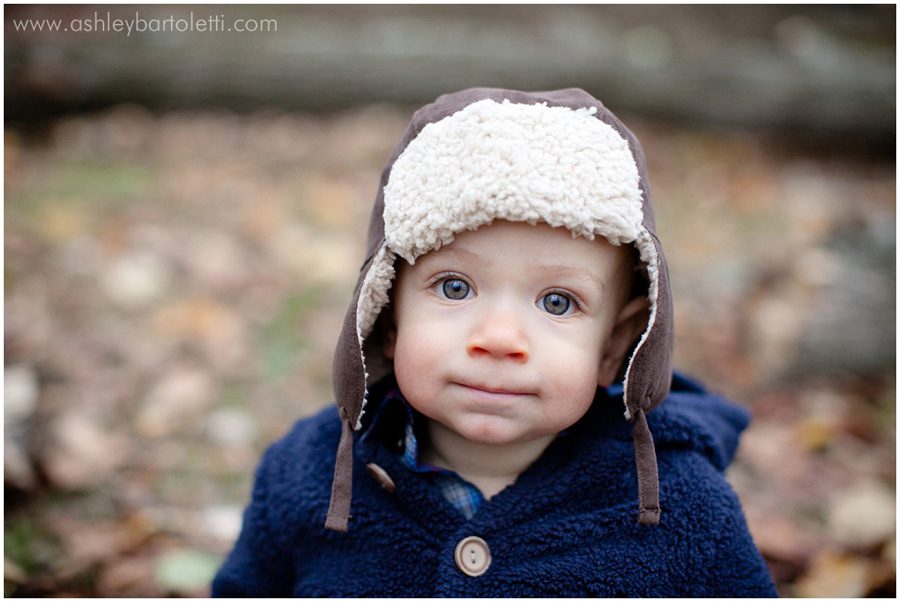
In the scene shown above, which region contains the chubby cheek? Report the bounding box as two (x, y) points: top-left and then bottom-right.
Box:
(537, 338), (604, 426)
(557, 353), (602, 398)
(391, 318), (451, 409)
(392, 339), (425, 400)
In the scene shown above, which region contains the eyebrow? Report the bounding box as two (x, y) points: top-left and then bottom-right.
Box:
(531, 264), (606, 292)
(415, 245), (486, 267)
(416, 247), (605, 292)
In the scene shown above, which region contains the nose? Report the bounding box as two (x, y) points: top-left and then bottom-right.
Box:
(466, 307), (530, 363)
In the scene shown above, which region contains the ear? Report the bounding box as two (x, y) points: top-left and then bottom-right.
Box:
(598, 296), (651, 387)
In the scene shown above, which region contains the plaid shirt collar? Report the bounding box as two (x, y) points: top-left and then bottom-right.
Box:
(374, 387), (485, 519)
(365, 382), (600, 519)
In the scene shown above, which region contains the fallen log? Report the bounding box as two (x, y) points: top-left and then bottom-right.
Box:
(6, 5), (894, 144)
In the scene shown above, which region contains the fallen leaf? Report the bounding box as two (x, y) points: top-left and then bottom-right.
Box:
(154, 549), (222, 595)
(33, 201), (92, 243)
(98, 553), (161, 597)
(744, 510), (820, 564)
(41, 412), (127, 489)
(201, 505), (244, 544)
(4, 443), (37, 490)
(206, 408), (258, 446)
(793, 550), (873, 597)
(302, 177), (360, 229)
(4, 556), (27, 584)
(135, 367), (215, 438)
(4, 364), (39, 422)
(793, 417), (838, 452)
(149, 297), (248, 369)
(184, 230), (248, 289)
(828, 479), (896, 548)
(101, 251), (172, 309)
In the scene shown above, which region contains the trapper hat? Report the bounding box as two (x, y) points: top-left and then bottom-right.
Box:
(326, 87), (674, 532)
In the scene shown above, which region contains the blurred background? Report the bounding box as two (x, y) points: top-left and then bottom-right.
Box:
(4, 4), (895, 597)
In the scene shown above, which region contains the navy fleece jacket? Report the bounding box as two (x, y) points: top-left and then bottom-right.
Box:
(212, 372), (777, 597)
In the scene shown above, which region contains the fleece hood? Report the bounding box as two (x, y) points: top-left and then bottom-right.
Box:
(326, 88), (674, 532)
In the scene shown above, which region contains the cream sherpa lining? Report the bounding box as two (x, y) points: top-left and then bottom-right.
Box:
(622, 230), (659, 420)
(354, 99), (659, 428)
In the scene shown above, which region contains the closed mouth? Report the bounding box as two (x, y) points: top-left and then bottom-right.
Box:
(455, 382), (531, 396)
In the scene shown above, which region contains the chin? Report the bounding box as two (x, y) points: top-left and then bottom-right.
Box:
(461, 431), (517, 446)
(452, 418), (527, 446)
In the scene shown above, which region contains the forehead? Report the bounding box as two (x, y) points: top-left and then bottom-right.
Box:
(411, 220), (629, 280)
(416, 220), (628, 266)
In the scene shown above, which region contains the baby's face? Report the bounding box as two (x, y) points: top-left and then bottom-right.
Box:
(387, 220), (637, 446)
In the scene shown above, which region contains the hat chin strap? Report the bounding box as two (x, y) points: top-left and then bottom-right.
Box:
(325, 409), (354, 532)
(631, 407), (661, 525)
(324, 405), (660, 531)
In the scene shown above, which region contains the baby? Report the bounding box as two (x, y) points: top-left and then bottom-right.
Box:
(212, 88), (777, 596)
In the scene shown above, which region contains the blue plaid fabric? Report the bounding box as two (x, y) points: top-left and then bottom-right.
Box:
(381, 388), (485, 519)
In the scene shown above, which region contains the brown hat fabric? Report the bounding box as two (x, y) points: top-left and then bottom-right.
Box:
(326, 88), (674, 531)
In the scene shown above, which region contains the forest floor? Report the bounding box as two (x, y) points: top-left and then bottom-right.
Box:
(5, 104), (895, 596)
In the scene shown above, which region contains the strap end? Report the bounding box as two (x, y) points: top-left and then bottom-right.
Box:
(324, 414), (355, 532)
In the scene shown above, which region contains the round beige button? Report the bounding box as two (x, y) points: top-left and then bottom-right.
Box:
(455, 536), (491, 577)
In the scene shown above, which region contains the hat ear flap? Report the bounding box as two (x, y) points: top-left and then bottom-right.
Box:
(623, 234), (673, 418)
(598, 296), (650, 387)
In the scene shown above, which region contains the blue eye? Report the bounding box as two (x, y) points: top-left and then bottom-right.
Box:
(541, 292), (572, 315)
(441, 278), (470, 300)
